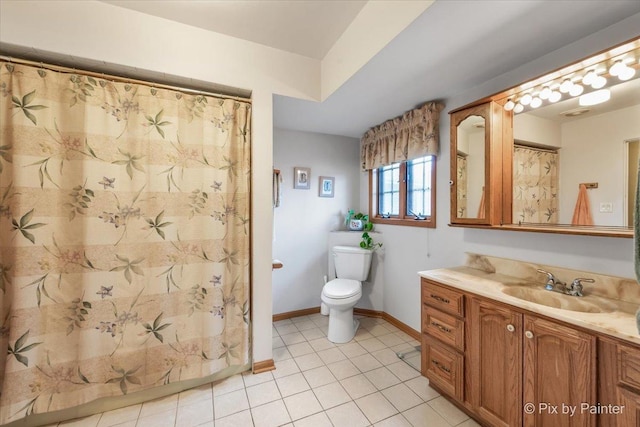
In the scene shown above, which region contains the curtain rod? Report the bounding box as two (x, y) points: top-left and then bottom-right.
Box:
(514, 143), (558, 154)
(0, 55), (251, 103)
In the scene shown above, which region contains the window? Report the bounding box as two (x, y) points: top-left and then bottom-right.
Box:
(370, 155), (436, 227)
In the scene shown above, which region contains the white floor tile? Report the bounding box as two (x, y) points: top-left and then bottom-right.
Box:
(137, 409), (177, 427)
(456, 418), (482, 427)
(214, 389), (250, 419)
(246, 381), (282, 407)
(313, 382), (351, 410)
(381, 383), (423, 412)
(354, 329), (374, 341)
(308, 338), (335, 352)
(402, 403), (449, 427)
(283, 390), (323, 421)
(273, 346), (293, 362)
(404, 376), (440, 402)
(355, 392), (398, 424)
(351, 353), (383, 372)
(372, 348), (402, 365)
(178, 384), (212, 407)
(358, 337), (387, 352)
(326, 359), (360, 380)
(272, 359), (301, 379)
(428, 396), (469, 425)
(287, 342), (315, 357)
(243, 371), (274, 388)
(340, 374), (377, 399)
(295, 320), (319, 332)
(339, 342), (368, 358)
(386, 361), (421, 381)
(276, 372), (311, 397)
(281, 332), (306, 346)
(213, 374), (246, 397)
(59, 414), (101, 427)
(294, 353), (324, 371)
(251, 399), (292, 427)
(377, 333), (405, 347)
(302, 366), (337, 388)
(275, 323), (300, 336)
(175, 399), (213, 427)
(291, 316), (312, 324)
(364, 366), (401, 390)
(97, 404), (142, 427)
(325, 402), (369, 427)
(273, 337), (285, 349)
(300, 328), (326, 341)
(316, 347), (346, 364)
(373, 413), (412, 427)
(292, 411), (333, 427)
(368, 325), (394, 337)
(274, 319), (294, 327)
(215, 409), (253, 427)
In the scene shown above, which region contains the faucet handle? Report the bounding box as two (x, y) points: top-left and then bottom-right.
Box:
(569, 278), (594, 297)
(537, 269), (556, 289)
(571, 277), (595, 287)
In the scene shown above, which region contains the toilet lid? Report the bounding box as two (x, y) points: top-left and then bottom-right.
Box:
(323, 279), (361, 299)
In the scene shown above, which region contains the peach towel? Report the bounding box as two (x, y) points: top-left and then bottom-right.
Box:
(571, 184), (594, 225)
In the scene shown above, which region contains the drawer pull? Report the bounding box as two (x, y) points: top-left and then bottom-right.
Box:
(525, 330), (534, 339)
(430, 294), (450, 304)
(431, 321), (452, 333)
(506, 324), (515, 332)
(431, 359), (451, 373)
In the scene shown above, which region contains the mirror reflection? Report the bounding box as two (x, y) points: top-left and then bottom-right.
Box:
(512, 77), (640, 228)
(456, 115), (486, 219)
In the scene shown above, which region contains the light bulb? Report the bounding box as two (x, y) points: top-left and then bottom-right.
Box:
(513, 103), (524, 114)
(579, 89), (611, 106)
(618, 65), (636, 81)
(582, 70), (596, 85)
(520, 93), (532, 106)
(559, 79), (573, 93)
(539, 86), (552, 100)
(530, 97), (542, 108)
(569, 84), (584, 97)
(591, 75), (607, 89)
(609, 61), (624, 77)
(504, 99), (515, 111)
(549, 91), (562, 103)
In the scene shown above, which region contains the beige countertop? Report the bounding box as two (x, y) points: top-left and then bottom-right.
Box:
(419, 266), (640, 346)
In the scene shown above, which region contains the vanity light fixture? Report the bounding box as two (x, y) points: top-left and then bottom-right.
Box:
(530, 97), (543, 108)
(520, 93), (533, 106)
(591, 75), (607, 89)
(539, 86), (552, 100)
(548, 90), (562, 103)
(559, 78), (573, 93)
(582, 70), (597, 85)
(618, 64), (636, 81)
(609, 60), (624, 76)
(579, 89), (611, 106)
(569, 83), (584, 97)
(513, 103), (524, 113)
(504, 99), (515, 111)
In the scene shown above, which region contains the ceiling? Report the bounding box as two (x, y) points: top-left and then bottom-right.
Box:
(100, 0), (640, 139)
(101, 0), (367, 59)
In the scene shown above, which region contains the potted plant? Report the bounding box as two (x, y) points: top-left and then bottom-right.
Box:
(360, 231), (382, 250)
(345, 209), (373, 232)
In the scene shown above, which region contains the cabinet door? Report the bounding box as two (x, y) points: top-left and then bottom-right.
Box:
(469, 298), (522, 427)
(618, 387), (640, 427)
(523, 316), (596, 427)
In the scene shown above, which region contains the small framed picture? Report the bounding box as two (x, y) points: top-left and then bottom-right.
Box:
(319, 176), (335, 198)
(293, 167), (311, 189)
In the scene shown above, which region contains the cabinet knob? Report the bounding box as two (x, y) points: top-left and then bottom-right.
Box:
(525, 330), (534, 339)
(506, 324), (515, 332)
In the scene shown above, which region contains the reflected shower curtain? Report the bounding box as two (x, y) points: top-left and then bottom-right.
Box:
(512, 145), (558, 223)
(0, 61), (251, 424)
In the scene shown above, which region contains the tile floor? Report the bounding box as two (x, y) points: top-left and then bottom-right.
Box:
(48, 314), (480, 427)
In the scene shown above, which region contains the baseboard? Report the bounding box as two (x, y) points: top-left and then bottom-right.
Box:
(273, 307), (321, 322)
(253, 359), (275, 373)
(274, 306), (420, 341)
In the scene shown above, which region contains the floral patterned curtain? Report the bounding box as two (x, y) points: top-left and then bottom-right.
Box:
(360, 101), (443, 170)
(456, 154), (467, 217)
(513, 145), (559, 223)
(0, 61), (251, 424)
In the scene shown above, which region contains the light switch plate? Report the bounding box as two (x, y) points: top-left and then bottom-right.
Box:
(599, 202), (613, 213)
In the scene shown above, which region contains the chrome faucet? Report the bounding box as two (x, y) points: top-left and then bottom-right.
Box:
(567, 278), (595, 297)
(537, 269), (594, 297)
(537, 269), (566, 293)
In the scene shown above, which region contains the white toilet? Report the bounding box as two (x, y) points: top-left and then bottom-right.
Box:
(321, 245), (373, 343)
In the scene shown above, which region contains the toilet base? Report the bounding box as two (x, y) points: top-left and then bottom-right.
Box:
(326, 307), (360, 343)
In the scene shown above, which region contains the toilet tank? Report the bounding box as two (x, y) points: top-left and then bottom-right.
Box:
(332, 246), (373, 281)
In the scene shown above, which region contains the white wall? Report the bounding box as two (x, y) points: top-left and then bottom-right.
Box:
(559, 105), (640, 225)
(363, 17), (639, 333)
(272, 128), (362, 314)
(513, 114), (562, 148)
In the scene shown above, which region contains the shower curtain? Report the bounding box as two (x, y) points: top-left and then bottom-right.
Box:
(512, 145), (559, 223)
(0, 61), (251, 424)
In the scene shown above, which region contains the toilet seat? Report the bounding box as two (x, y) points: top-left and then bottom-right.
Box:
(323, 279), (360, 299)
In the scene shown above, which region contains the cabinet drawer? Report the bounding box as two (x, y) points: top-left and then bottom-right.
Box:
(619, 343), (640, 392)
(423, 335), (463, 400)
(423, 306), (464, 352)
(421, 279), (464, 317)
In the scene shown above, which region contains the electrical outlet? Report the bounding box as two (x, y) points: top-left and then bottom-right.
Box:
(599, 202), (613, 213)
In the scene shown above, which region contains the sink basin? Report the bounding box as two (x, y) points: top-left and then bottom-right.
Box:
(501, 286), (617, 313)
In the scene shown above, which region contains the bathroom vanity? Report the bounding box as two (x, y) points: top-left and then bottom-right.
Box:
(419, 254), (640, 427)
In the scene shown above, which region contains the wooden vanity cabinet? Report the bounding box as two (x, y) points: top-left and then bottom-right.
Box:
(423, 280), (599, 427)
(598, 337), (640, 427)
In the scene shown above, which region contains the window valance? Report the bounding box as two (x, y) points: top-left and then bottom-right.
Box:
(360, 101), (444, 170)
